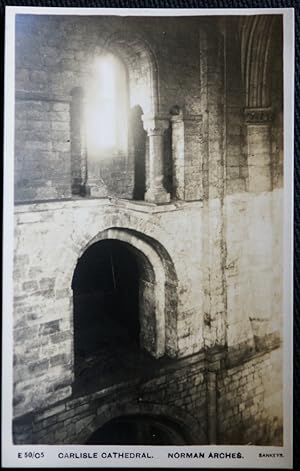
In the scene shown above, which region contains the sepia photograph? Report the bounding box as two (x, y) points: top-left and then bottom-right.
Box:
(2, 6), (293, 468)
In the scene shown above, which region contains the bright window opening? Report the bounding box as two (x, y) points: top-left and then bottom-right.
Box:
(85, 54), (128, 157)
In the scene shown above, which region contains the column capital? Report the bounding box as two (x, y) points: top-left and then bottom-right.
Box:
(244, 107), (273, 124)
(142, 114), (170, 135)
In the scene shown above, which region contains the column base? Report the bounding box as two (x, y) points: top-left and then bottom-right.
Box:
(86, 181), (108, 198)
(145, 187), (171, 204)
(72, 178), (87, 196)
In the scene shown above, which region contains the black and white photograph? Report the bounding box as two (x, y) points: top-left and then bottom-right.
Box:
(2, 6), (293, 468)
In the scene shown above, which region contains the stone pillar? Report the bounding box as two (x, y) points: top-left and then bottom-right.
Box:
(201, 27), (227, 348)
(70, 87), (87, 195)
(182, 115), (203, 201)
(171, 112), (185, 200)
(170, 112), (202, 201)
(244, 107), (274, 344)
(245, 107), (273, 192)
(142, 115), (171, 204)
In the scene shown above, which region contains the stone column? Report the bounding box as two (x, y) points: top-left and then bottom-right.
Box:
(170, 112), (202, 201)
(171, 112), (185, 200)
(201, 27), (227, 349)
(182, 115), (203, 201)
(244, 107), (274, 344)
(245, 107), (273, 192)
(142, 115), (171, 204)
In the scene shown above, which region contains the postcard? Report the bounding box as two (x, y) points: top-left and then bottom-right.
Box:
(2, 6), (294, 468)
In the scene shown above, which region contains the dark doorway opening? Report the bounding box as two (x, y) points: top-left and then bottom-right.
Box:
(86, 414), (189, 445)
(72, 239), (141, 390)
(130, 105), (147, 200)
(163, 125), (173, 197)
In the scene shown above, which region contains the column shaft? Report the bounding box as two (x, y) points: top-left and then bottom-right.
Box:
(142, 115), (171, 204)
(245, 107), (272, 192)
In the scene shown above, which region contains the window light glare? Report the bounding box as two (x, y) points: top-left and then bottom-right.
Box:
(85, 54), (122, 154)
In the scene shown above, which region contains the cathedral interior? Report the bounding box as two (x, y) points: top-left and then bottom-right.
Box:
(13, 13), (283, 445)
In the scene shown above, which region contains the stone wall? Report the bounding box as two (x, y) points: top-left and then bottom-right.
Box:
(218, 348), (283, 445)
(225, 18), (248, 195)
(13, 354), (207, 444)
(13, 199), (204, 417)
(13, 190), (283, 421)
(13, 346), (282, 446)
(12, 192), (283, 446)
(269, 20), (284, 190)
(224, 189), (283, 349)
(15, 96), (72, 201)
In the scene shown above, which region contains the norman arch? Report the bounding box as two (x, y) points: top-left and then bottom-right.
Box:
(103, 31), (159, 115)
(86, 415), (188, 445)
(70, 31), (172, 203)
(74, 402), (204, 445)
(240, 15), (283, 193)
(71, 227), (178, 387)
(240, 15), (277, 109)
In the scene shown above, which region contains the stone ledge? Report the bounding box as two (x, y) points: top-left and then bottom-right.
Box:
(225, 333), (281, 369)
(14, 196), (203, 216)
(16, 90), (71, 104)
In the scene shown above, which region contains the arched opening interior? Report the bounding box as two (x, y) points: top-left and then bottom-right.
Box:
(86, 414), (190, 445)
(163, 125), (173, 196)
(70, 35), (176, 201)
(130, 105), (147, 200)
(72, 240), (140, 384)
(71, 236), (168, 394)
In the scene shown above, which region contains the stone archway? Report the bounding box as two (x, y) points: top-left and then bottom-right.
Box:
(86, 414), (189, 445)
(103, 31), (159, 115)
(70, 30), (171, 203)
(75, 402), (204, 445)
(71, 227), (178, 390)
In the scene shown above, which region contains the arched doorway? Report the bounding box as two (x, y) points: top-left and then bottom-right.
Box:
(72, 239), (140, 372)
(86, 414), (189, 445)
(71, 232), (168, 392)
(70, 227), (179, 393)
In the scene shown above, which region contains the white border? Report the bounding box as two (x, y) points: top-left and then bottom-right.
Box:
(2, 6), (294, 469)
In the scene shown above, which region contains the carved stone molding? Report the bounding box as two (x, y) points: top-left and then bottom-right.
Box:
(16, 90), (71, 103)
(142, 114), (170, 135)
(244, 107), (273, 124)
